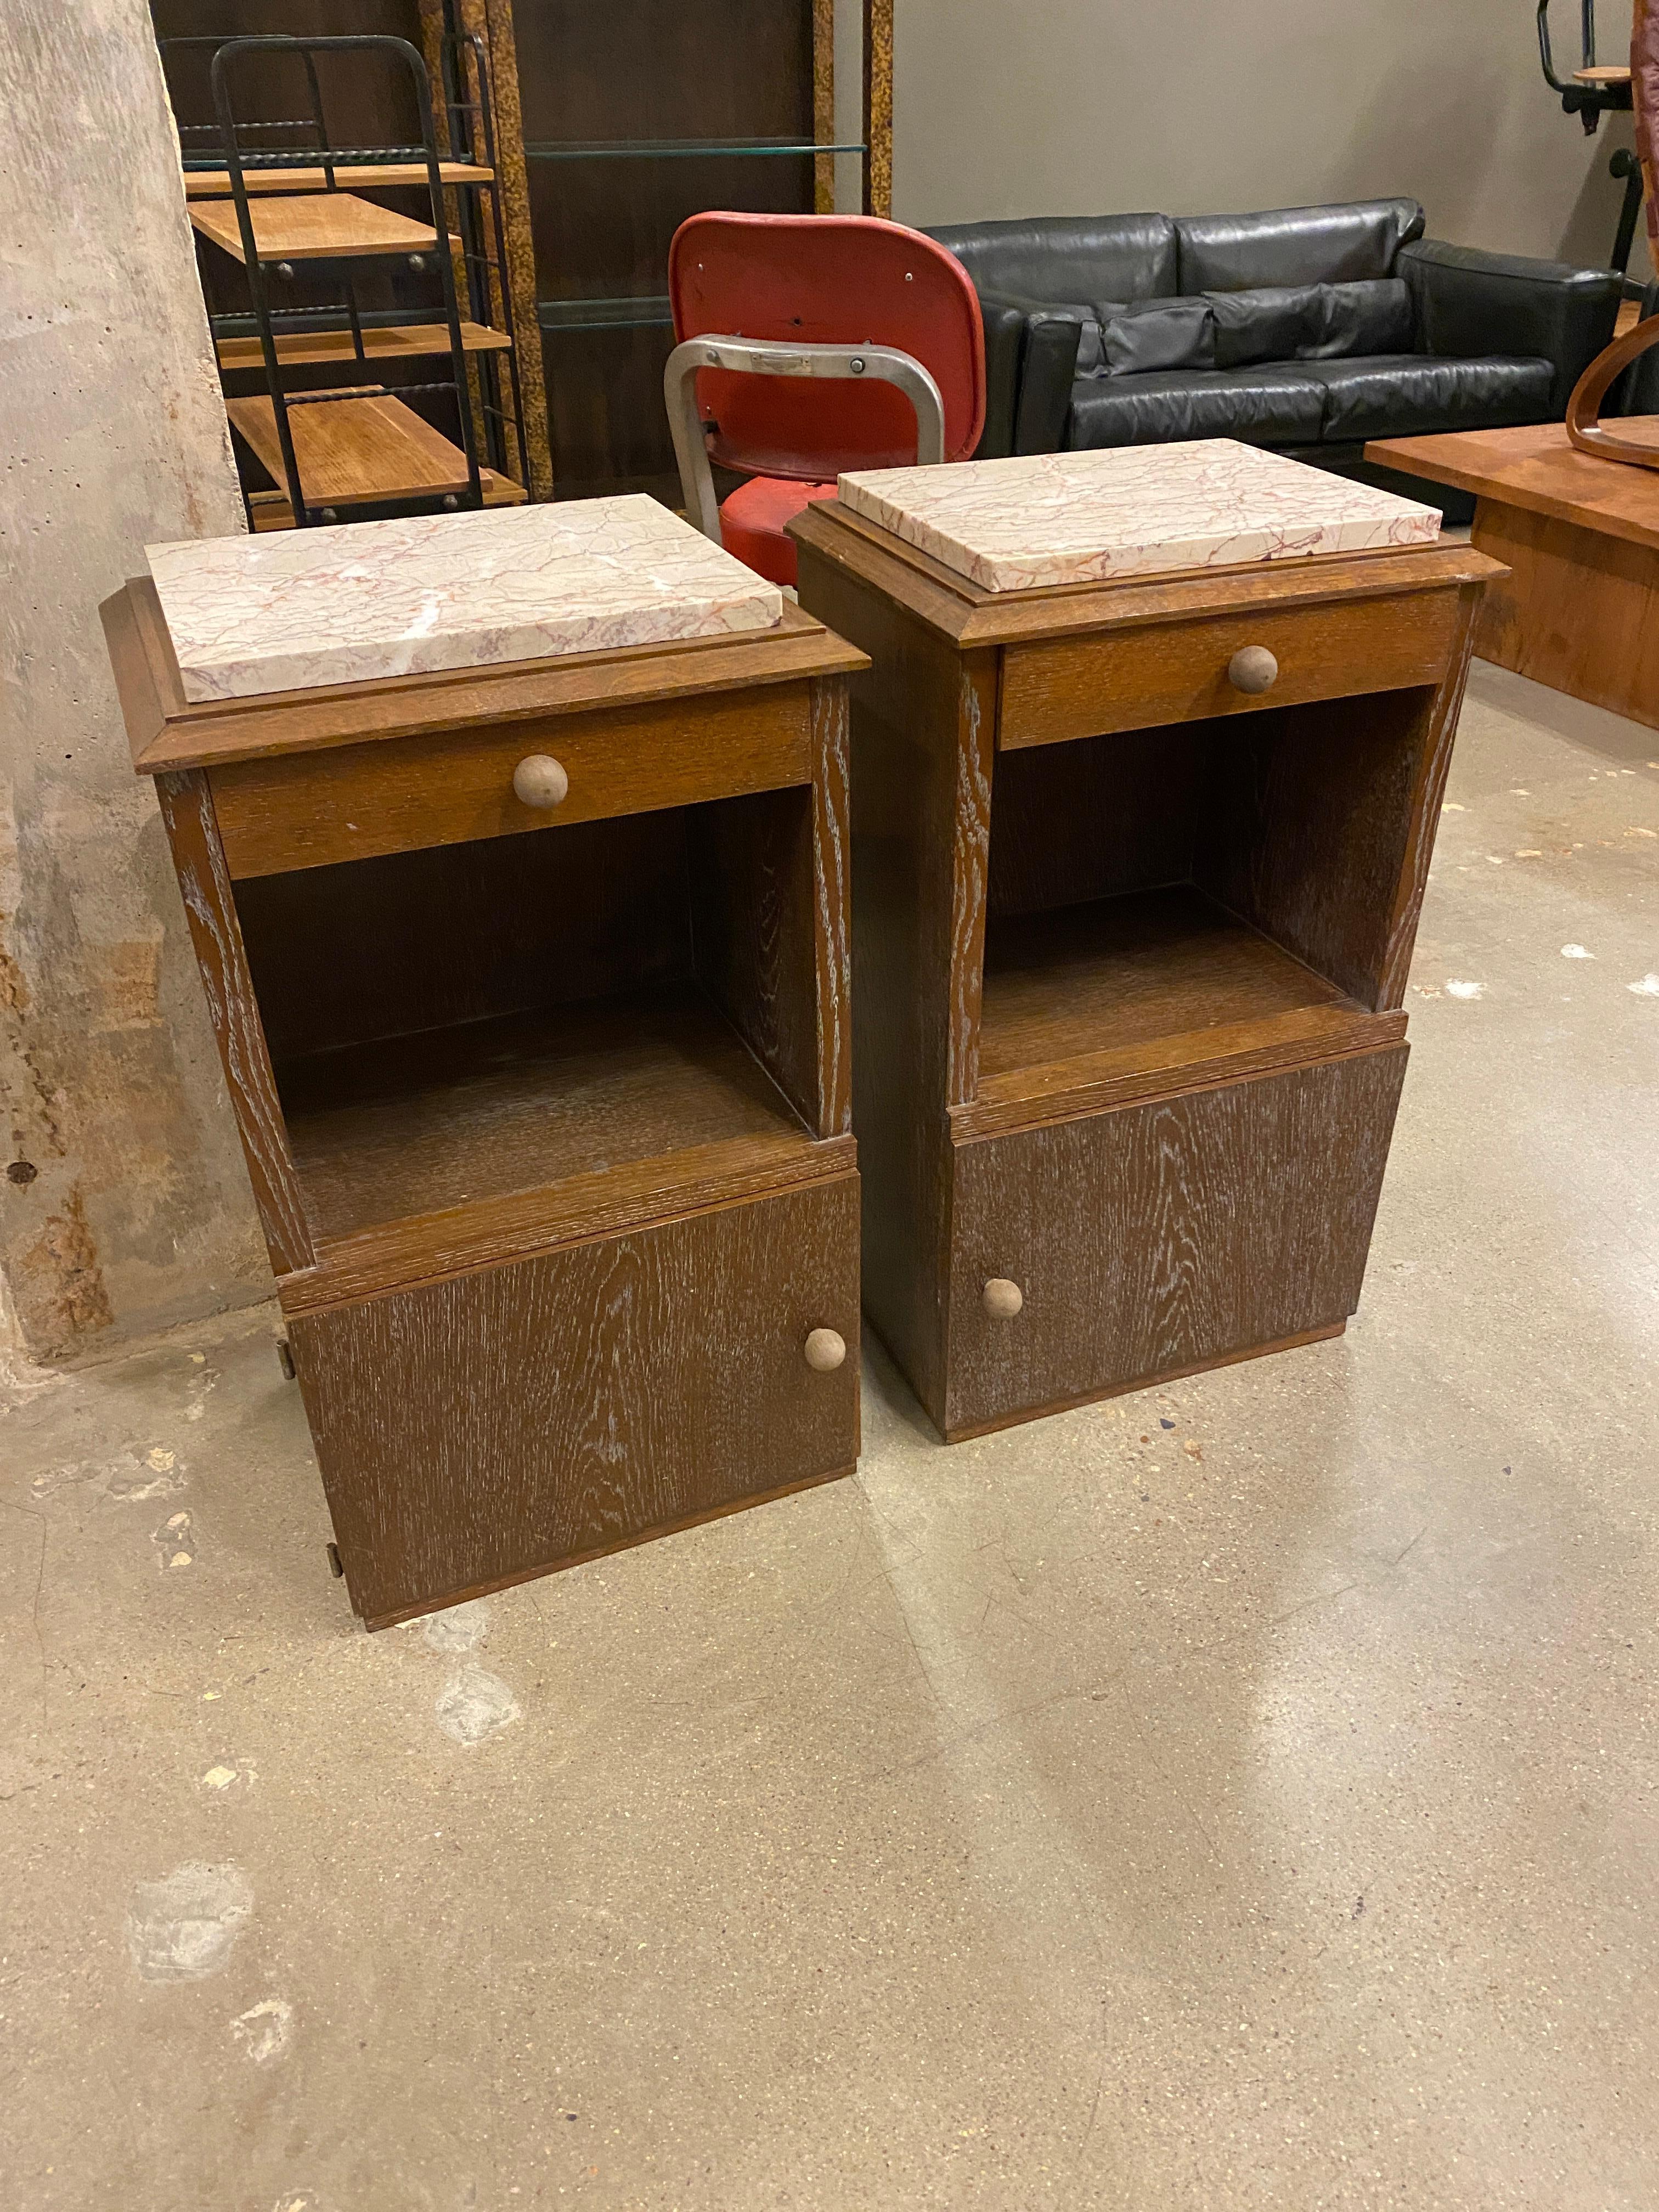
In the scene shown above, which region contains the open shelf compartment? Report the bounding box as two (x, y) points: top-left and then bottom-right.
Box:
(974, 690), (1435, 1120)
(233, 792), (828, 1258)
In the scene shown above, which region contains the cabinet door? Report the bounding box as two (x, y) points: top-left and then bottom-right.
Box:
(944, 1049), (1407, 1438)
(290, 1171), (859, 1624)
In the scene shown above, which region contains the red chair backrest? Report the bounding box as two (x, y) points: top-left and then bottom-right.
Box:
(668, 212), (986, 483)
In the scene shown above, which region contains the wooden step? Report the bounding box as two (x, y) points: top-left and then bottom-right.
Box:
(185, 162), (492, 199)
(226, 389), (529, 511)
(190, 194), (437, 264)
(216, 322), (512, 371)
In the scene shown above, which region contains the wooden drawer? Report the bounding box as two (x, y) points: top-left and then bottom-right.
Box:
(287, 1170), (861, 1626)
(209, 680), (812, 878)
(941, 1047), (1406, 1437)
(998, 586), (1462, 749)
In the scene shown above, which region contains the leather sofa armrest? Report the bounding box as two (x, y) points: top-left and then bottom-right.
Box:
(977, 291), (1084, 456)
(974, 294), (1026, 458)
(1398, 239), (1622, 415)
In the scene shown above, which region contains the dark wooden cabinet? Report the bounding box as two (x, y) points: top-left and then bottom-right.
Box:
(104, 580), (865, 1626)
(792, 498), (1499, 1441)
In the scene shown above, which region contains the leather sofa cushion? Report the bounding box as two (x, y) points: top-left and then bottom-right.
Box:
(1098, 297), (1215, 374)
(927, 214), (1178, 310)
(1285, 353), (1554, 439)
(1206, 285), (1323, 368)
(1204, 278), (1416, 366)
(1176, 199), (1425, 291)
(1024, 302), (1105, 375)
(1066, 366), (1327, 448)
(1305, 279), (1415, 359)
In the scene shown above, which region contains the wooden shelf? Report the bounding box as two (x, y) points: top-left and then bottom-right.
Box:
(227, 390), (528, 514)
(185, 162), (492, 199)
(217, 323), (511, 371)
(963, 885), (1396, 1136)
(190, 193), (438, 263)
(1573, 64), (1630, 85)
(277, 983), (810, 1243)
(246, 471), (527, 530)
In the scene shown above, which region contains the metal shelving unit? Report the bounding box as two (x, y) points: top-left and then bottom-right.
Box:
(163, 26), (530, 528)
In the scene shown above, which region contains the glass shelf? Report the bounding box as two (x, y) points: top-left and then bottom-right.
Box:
(524, 136), (866, 161)
(538, 295), (674, 334)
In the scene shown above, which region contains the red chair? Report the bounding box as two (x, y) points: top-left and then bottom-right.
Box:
(664, 212), (986, 586)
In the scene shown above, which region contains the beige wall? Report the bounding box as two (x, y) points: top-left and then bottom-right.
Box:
(892, 0), (1644, 277)
(0, 2), (268, 1365)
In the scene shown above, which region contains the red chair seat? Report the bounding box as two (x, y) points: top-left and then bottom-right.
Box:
(718, 475), (838, 587)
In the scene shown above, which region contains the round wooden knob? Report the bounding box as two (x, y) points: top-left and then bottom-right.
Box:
(982, 1278), (1024, 1321)
(1227, 645), (1279, 695)
(512, 754), (569, 808)
(804, 1327), (847, 1373)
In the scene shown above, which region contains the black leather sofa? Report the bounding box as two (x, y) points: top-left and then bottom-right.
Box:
(926, 200), (1622, 487)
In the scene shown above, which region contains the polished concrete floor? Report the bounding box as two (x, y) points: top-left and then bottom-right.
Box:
(3, 661), (1656, 2212)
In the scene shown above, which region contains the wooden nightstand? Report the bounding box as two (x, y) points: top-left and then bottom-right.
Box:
(792, 444), (1502, 1441)
(103, 503), (866, 1626)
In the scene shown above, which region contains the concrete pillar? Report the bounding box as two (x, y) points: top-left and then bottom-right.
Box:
(1, 3), (269, 1364)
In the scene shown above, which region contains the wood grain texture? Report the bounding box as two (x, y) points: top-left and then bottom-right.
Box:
(862, 0), (893, 217)
(208, 682), (812, 877)
(684, 689), (852, 1143)
(279, 981), (811, 1241)
(473, 0), (552, 499)
(978, 887), (1341, 1082)
(943, 1323), (1345, 1441)
(185, 162), (494, 198)
(238, 810), (691, 1063)
(687, 787), (819, 1130)
(998, 586), (1460, 748)
(1365, 422), (1659, 554)
(245, 471), (526, 531)
(281, 1130), (856, 1317)
(987, 724), (1203, 918)
(793, 538), (986, 1416)
(810, 676), (853, 1135)
(152, 770), (314, 1276)
(215, 321), (511, 369)
(225, 390), (475, 507)
(189, 192), (437, 262)
(289, 1172), (861, 1624)
(958, 1006), (1406, 1141)
(791, 498), (1499, 650)
(943, 1047), (1407, 1437)
(1468, 499), (1659, 730)
(1190, 651), (1471, 1018)
(812, 0), (835, 213)
(106, 577), (862, 776)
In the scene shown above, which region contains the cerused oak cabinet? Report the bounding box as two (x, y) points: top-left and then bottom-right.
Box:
(103, 577), (865, 1626)
(791, 492), (1501, 1441)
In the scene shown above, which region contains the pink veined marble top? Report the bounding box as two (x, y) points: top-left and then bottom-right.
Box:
(146, 498), (783, 704)
(837, 441), (1440, 592)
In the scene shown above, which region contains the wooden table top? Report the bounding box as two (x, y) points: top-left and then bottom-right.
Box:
(1366, 422), (1659, 555)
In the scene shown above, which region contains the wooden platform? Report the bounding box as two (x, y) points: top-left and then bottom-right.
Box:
(278, 983), (812, 1243)
(225, 390), (507, 512)
(185, 162), (492, 199)
(216, 323), (511, 372)
(190, 193), (438, 263)
(1367, 420), (1659, 728)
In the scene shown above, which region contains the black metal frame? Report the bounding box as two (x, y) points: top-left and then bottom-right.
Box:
(1538, 0), (1646, 279)
(159, 26), (529, 528)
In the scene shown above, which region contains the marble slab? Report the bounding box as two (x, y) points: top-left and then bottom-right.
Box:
(146, 497), (784, 703)
(837, 440), (1440, 592)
